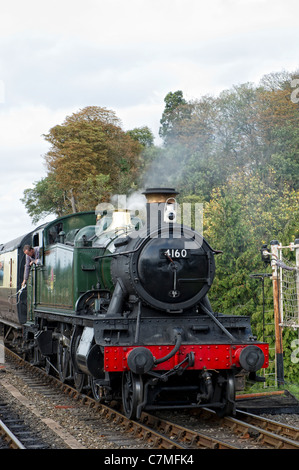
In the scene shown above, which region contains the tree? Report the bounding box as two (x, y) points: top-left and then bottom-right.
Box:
(256, 71), (299, 189)
(204, 169), (299, 319)
(159, 90), (191, 143)
(44, 106), (141, 209)
(21, 173), (67, 224)
(22, 106), (142, 221)
(157, 74), (299, 200)
(126, 126), (154, 147)
(74, 174), (112, 213)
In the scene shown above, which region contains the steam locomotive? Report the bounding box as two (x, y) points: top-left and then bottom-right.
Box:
(0, 188), (268, 419)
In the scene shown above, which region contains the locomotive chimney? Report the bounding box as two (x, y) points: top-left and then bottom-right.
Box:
(142, 187), (179, 231)
(142, 187), (179, 204)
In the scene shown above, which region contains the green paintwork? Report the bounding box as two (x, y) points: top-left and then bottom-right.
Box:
(27, 212), (99, 318)
(73, 246), (103, 301)
(26, 211), (121, 320)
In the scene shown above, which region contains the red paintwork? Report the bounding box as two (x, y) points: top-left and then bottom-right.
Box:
(104, 343), (269, 372)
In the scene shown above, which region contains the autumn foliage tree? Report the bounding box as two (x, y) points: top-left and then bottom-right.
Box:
(22, 106), (142, 219)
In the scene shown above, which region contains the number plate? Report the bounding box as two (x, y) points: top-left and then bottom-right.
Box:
(161, 248), (189, 259)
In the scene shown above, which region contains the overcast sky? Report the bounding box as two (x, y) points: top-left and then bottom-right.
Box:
(0, 0), (299, 243)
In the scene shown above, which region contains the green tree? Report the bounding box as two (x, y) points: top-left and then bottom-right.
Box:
(126, 126), (154, 147)
(203, 169), (299, 384)
(21, 173), (67, 224)
(159, 90), (191, 143)
(256, 71), (299, 189)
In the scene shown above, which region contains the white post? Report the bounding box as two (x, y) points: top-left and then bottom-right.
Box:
(270, 240), (284, 386)
(295, 239), (299, 331)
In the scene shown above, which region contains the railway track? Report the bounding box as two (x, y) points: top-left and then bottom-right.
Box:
(232, 409), (299, 447)
(0, 417), (25, 449)
(1, 345), (299, 450)
(1, 346), (184, 449)
(197, 408), (299, 449)
(0, 395), (50, 449)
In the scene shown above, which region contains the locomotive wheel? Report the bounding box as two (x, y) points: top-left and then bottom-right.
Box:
(57, 337), (72, 383)
(73, 371), (85, 392)
(122, 371), (143, 419)
(90, 377), (102, 401)
(45, 357), (55, 376)
(33, 344), (43, 367)
(217, 371), (236, 417)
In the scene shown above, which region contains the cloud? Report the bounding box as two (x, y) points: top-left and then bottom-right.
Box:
(0, 105), (70, 242)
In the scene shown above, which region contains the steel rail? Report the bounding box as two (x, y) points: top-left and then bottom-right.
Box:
(139, 412), (239, 449)
(91, 406), (188, 449)
(235, 409), (299, 442)
(0, 418), (26, 449)
(198, 407), (299, 449)
(222, 412), (299, 449)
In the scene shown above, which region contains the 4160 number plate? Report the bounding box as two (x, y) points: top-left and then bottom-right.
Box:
(161, 248), (189, 259)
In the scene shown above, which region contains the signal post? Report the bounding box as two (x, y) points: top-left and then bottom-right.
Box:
(270, 240), (284, 386)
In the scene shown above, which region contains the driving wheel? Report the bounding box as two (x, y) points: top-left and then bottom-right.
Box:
(57, 336), (72, 383)
(90, 377), (102, 402)
(217, 371), (236, 417)
(122, 371), (143, 419)
(73, 371), (85, 392)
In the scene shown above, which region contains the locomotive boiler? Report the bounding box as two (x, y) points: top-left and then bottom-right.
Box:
(0, 188), (269, 419)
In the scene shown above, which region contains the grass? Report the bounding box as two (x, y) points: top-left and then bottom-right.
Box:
(242, 380), (299, 400)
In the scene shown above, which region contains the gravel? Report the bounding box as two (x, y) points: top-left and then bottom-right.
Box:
(0, 367), (149, 449)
